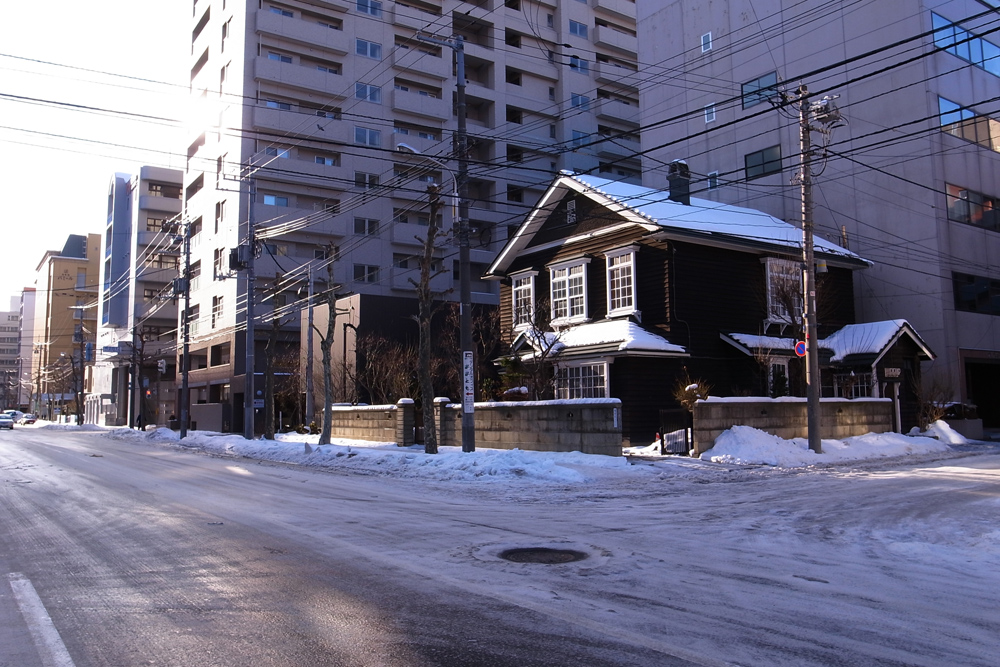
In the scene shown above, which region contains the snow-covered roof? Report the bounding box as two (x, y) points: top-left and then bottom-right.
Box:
(723, 320), (935, 364)
(553, 320), (686, 354)
(566, 173), (867, 263)
(822, 319), (934, 363)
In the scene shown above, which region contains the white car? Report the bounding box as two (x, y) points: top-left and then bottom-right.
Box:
(0, 414), (13, 430)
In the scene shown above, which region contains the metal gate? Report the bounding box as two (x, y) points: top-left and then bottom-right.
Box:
(658, 409), (691, 454)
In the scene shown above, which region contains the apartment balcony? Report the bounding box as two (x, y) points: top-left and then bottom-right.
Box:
(592, 0), (637, 22)
(255, 10), (349, 54)
(595, 135), (641, 159)
(391, 46), (453, 79)
(596, 98), (640, 126)
(504, 50), (559, 81)
(253, 57), (349, 99)
(390, 88), (451, 121)
(391, 3), (441, 30)
(594, 61), (639, 90)
(463, 41), (494, 63)
(593, 25), (638, 56)
(389, 265), (451, 292)
(252, 105), (353, 144)
(502, 12), (557, 46)
(138, 195), (182, 215)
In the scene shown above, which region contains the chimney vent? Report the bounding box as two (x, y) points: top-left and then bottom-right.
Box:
(667, 160), (691, 206)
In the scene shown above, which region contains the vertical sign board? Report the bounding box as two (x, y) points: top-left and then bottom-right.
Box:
(462, 351), (475, 414)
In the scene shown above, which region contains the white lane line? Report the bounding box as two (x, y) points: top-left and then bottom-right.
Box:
(8, 573), (75, 667)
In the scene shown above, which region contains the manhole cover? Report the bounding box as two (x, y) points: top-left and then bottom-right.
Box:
(498, 547), (588, 564)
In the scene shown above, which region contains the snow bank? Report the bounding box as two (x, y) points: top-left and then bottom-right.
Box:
(922, 419), (969, 445)
(700, 425), (951, 467)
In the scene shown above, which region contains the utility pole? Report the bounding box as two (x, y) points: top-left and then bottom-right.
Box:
(305, 262), (314, 426)
(243, 179), (257, 440)
(795, 84), (843, 454)
(178, 220), (192, 438)
(418, 32), (475, 452)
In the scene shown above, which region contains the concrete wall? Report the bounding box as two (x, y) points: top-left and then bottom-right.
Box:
(319, 398), (623, 456)
(692, 398), (894, 455)
(435, 398), (623, 457)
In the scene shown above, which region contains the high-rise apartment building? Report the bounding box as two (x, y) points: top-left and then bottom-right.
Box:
(92, 167), (184, 426)
(637, 0), (1000, 425)
(0, 297), (21, 408)
(183, 0), (640, 430)
(17, 288), (36, 410)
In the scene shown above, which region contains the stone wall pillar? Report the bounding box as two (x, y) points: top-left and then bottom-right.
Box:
(395, 399), (415, 447)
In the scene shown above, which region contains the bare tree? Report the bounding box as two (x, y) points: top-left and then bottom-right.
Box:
(411, 186), (448, 453)
(354, 334), (416, 405)
(495, 296), (561, 400)
(312, 247), (338, 445)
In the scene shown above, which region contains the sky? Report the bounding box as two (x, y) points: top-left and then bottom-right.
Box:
(0, 1), (190, 307)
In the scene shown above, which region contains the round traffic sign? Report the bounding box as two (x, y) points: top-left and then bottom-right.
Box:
(795, 341), (807, 357)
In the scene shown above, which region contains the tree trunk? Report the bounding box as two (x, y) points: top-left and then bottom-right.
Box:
(318, 248), (337, 445)
(416, 186), (442, 454)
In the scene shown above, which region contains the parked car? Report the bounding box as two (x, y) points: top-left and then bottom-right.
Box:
(3, 410), (24, 423)
(0, 413), (13, 430)
(17, 414), (36, 425)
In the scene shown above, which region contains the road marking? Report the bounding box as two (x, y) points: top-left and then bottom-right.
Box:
(8, 573), (75, 667)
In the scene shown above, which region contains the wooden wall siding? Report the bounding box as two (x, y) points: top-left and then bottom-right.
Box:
(609, 356), (687, 445)
(816, 267), (857, 335)
(878, 337), (922, 432)
(529, 194), (631, 247)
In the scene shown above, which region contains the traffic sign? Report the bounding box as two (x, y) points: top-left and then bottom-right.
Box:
(795, 341), (807, 357)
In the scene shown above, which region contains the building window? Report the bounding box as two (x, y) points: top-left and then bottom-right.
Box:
(504, 0), (520, 8)
(353, 217), (379, 235)
(953, 272), (1000, 315)
(265, 99), (291, 110)
(569, 20), (588, 39)
(354, 264), (380, 283)
(701, 32), (713, 52)
(742, 71), (778, 109)
(356, 39), (382, 59)
(267, 51), (292, 64)
(505, 68), (522, 85)
(505, 29), (521, 48)
(263, 194), (288, 207)
(146, 217), (166, 232)
(704, 103), (716, 123)
(214, 248), (225, 276)
(946, 184), (1000, 230)
(938, 97), (1000, 152)
(270, 6), (293, 17)
(932, 12), (1000, 78)
(221, 19), (230, 51)
(355, 83), (381, 103)
(356, 0), (381, 17)
(572, 130), (588, 148)
(211, 296), (224, 329)
(707, 171), (719, 190)
(264, 146), (289, 158)
(550, 261), (588, 322)
(507, 186), (524, 203)
(512, 272), (536, 328)
(745, 145), (782, 179)
(315, 155), (338, 166)
(506, 107), (523, 124)
(606, 248), (636, 315)
(569, 56), (589, 73)
(555, 363), (607, 399)
(355, 172), (379, 189)
(354, 126), (381, 147)
(834, 372), (873, 399)
(765, 258), (802, 324)
(571, 93), (590, 109)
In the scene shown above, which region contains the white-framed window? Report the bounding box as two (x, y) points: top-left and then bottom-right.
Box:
(701, 32), (713, 52)
(355, 83), (381, 103)
(550, 259), (589, 323)
(356, 0), (381, 17)
(356, 38), (382, 59)
(569, 20), (588, 38)
(834, 372), (873, 398)
(768, 360), (789, 397)
(511, 271), (537, 328)
(704, 103), (716, 123)
(765, 257), (802, 324)
(707, 171), (719, 190)
(605, 247), (636, 316)
(211, 295), (224, 329)
(354, 126), (381, 147)
(555, 362), (608, 399)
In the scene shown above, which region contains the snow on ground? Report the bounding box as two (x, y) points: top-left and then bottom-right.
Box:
(17, 415), (973, 483)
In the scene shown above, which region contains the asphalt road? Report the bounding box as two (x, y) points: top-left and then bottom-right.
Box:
(2, 428), (998, 667)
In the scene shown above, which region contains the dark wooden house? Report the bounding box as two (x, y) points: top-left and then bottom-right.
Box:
(485, 170), (933, 445)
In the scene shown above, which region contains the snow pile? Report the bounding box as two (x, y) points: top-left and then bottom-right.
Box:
(700, 425), (952, 467)
(108, 427), (631, 484)
(922, 419), (969, 445)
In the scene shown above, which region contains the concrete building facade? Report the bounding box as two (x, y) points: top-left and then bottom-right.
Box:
(0, 297), (20, 408)
(92, 167), (185, 426)
(16, 288), (36, 410)
(28, 235), (101, 421)
(637, 0), (1000, 425)
(181, 0), (641, 430)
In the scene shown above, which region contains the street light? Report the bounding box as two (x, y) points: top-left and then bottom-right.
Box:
(395, 143), (458, 218)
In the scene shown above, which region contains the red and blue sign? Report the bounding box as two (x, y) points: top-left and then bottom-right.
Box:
(795, 341), (807, 357)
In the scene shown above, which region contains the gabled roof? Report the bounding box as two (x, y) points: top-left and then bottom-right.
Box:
(487, 172), (869, 277)
(722, 320), (935, 365)
(513, 320), (687, 360)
